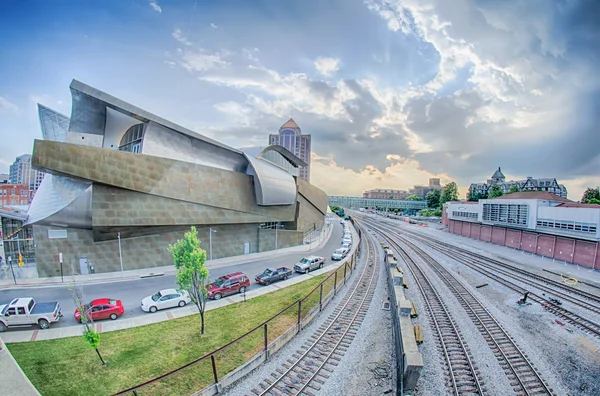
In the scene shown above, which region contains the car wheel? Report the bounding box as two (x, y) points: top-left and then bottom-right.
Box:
(110, 313), (118, 320)
(178, 300), (186, 307)
(38, 319), (50, 330)
(214, 293), (222, 300)
(284, 275), (289, 280)
(0, 322), (6, 332)
(239, 286), (246, 294)
(149, 306), (158, 313)
(320, 263), (324, 269)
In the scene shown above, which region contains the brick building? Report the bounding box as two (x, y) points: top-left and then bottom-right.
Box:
(0, 184), (30, 208)
(363, 189), (410, 199)
(443, 191), (600, 269)
(410, 178), (442, 199)
(468, 167), (567, 199)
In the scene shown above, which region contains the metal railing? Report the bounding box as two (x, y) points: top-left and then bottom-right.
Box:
(113, 242), (362, 396)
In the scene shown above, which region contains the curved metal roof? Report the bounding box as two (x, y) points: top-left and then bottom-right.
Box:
(258, 145), (308, 168)
(244, 154), (297, 206)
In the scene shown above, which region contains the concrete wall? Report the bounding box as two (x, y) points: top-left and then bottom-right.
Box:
(33, 223), (303, 277)
(448, 219), (600, 269)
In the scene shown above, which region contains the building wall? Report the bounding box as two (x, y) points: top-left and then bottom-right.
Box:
(447, 219), (600, 269)
(0, 184), (30, 207)
(33, 223), (303, 277)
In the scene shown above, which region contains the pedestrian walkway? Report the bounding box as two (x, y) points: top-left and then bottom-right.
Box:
(0, 221), (358, 344)
(0, 220), (334, 289)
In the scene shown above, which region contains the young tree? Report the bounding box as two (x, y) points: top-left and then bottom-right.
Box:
(68, 283), (106, 365)
(581, 187), (600, 203)
(168, 226), (210, 334)
(426, 189), (441, 209)
(488, 184), (503, 198)
(508, 184), (520, 194)
(588, 198), (600, 205)
(407, 195), (422, 201)
(440, 182), (459, 205)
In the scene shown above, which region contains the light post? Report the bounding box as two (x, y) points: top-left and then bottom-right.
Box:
(117, 232), (124, 273)
(209, 228), (217, 260)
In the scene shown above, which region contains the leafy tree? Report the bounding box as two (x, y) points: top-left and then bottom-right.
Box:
(488, 184), (504, 198)
(426, 189), (441, 209)
(508, 184), (520, 194)
(329, 205), (341, 213)
(581, 188), (600, 203)
(419, 208), (442, 217)
(588, 198), (600, 205)
(168, 226), (210, 334)
(440, 182), (459, 204)
(68, 283), (106, 365)
(407, 195), (422, 201)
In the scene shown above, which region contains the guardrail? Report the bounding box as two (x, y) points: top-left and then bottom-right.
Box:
(113, 223), (363, 396)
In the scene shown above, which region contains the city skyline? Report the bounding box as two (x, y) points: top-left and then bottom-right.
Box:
(1, 1), (599, 200)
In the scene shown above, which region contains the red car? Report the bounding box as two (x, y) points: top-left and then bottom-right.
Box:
(207, 272), (250, 300)
(74, 298), (124, 322)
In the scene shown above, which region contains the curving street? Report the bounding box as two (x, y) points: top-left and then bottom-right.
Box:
(0, 222), (345, 330)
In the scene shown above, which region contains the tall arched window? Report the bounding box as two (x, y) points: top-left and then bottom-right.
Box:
(118, 124), (145, 153)
(280, 129), (297, 153)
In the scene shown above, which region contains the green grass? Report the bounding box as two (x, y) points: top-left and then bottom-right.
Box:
(7, 264), (352, 396)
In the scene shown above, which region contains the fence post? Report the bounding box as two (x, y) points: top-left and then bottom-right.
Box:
(264, 323), (268, 356)
(334, 271), (338, 295)
(297, 300), (302, 331)
(319, 284), (324, 311)
(343, 262), (348, 283)
(210, 355), (218, 384)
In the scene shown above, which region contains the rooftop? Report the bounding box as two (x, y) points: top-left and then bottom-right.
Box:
(280, 118), (300, 129)
(493, 191), (572, 202)
(556, 203), (600, 208)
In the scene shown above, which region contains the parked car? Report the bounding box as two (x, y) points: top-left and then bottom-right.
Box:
(141, 289), (191, 313)
(74, 298), (124, 322)
(340, 219), (345, 224)
(255, 267), (292, 285)
(341, 242), (351, 251)
(332, 248), (349, 261)
(0, 298), (62, 331)
(342, 237), (353, 246)
(207, 272), (250, 300)
(294, 256), (326, 274)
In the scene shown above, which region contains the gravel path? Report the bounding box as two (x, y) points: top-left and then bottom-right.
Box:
(317, 230), (395, 396)
(222, 233), (393, 396)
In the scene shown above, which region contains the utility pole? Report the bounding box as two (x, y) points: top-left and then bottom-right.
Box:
(118, 232), (124, 273)
(209, 228), (217, 260)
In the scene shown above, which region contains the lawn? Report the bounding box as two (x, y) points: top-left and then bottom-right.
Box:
(8, 263), (352, 396)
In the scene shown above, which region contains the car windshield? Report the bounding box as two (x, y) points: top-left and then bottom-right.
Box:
(213, 277), (225, 287)
(151, 291), (162, 302)
(264, 269), (274, 276)
(300, 258), (310, 264)
(334, 249), (342, 254)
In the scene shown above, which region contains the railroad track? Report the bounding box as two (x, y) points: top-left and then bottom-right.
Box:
(365, 218), (600, 339)
(368, 225), (554, 396)
(252, 225), (379, 396)
(377, 230), (484, 394)
(400, 226), (600, 307)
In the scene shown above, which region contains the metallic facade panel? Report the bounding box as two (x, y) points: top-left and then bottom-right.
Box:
(259, 150), (299, 177)
(69, 89), (106, 136)
(142, 121), (248, 172)
(244, 154), (297, 206)
(38, 104), (69, 142)
(26, 174), (92, 228)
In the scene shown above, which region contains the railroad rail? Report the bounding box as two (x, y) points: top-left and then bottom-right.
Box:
(402, 231), (600, 315)
(377, 229), (484, 394)
(399, 226), (600, 307)
(252, 225), (379, 396)
(367, 224), (554, 396)
(383, 226), (600, 339)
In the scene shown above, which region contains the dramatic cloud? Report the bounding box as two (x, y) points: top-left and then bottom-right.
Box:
(148, 0), (162, 14)
(314, 57), (340, 77)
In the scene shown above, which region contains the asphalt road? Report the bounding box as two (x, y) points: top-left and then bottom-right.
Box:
(0, 220), (347, 330)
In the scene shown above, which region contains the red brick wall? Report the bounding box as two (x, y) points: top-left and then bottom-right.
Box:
(446, 219), (599, 270)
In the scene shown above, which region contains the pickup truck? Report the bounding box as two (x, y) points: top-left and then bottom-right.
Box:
(294, 256), (326, 274)
(255, 267), (292, 285)
(0, 297), (63, 331)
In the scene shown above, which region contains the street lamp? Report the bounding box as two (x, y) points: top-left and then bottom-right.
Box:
(209, 228), (217, 260)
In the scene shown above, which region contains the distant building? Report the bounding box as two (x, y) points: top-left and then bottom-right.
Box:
(0, 174), (8, 184)
(410, 178), (443, 199)
(0, 184), (30, 208)
(363, 189), (410, 199)
(9, 154), (44, 192)
(468, 167), (567, 199)
(269, 118), (311, 182)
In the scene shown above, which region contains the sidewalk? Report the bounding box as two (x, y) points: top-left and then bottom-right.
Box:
(0, 221), (334, 289)
(0, 221), (357, 344)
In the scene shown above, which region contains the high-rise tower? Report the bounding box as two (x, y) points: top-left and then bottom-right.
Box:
(268, 118), (311, 182)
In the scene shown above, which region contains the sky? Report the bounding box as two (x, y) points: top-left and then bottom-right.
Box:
(0, 0), (599, 200)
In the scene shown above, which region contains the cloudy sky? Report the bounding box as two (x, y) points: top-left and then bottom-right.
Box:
(0, 0), (599, 200)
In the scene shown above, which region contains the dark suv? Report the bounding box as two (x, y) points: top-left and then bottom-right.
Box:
(207, 272), (250, 300)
